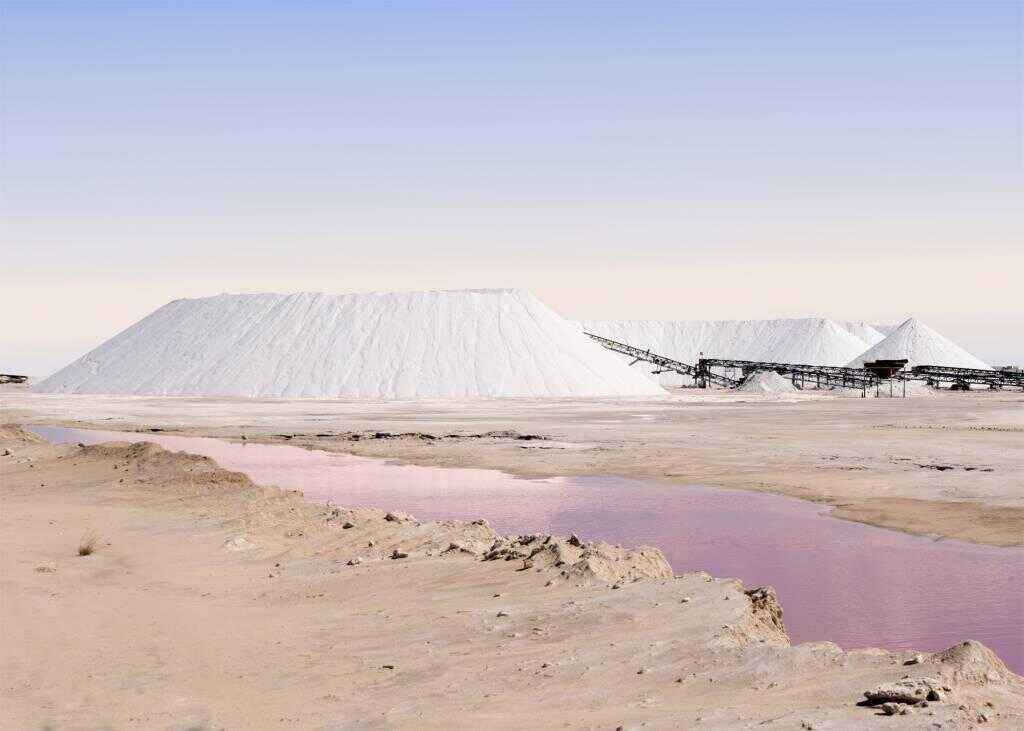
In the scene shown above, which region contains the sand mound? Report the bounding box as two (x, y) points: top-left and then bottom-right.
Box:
(737, 371), (797, 395)
(35, 289), (665, 399)
(933, 640), (1011, 684)
(0, 424), (44, 446)
(847, 318), (990, 369)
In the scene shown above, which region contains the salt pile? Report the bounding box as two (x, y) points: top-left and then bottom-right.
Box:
(578, 318), (874, 386)
(737, 371), (797, 395)
(846, 318), (990, 370)
(837, 321), (886, 347)
(35, 290), (666, 399)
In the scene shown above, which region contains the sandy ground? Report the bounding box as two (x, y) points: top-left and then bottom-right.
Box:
(3, 424), (1022, 730)
(3, 387), (1022, 546)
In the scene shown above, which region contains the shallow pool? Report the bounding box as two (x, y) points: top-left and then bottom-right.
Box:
(31, 425), (1024, 673)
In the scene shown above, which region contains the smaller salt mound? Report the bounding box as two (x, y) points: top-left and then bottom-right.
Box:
(847, 318), (990, 369)
(737, 371), (796, 395)
(874, 380), (935, 398)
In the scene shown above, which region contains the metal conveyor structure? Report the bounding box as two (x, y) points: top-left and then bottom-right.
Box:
(583, 332), (740, 387)
(696, 358), (878, 390)
(911, 365), (1024, 391)
(584, 332), (1022, 393)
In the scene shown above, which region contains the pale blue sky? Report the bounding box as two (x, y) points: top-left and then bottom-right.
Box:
(2, 0), (1022, 375)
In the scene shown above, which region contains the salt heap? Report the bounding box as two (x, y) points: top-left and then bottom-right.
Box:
(578, 318), (873, 386)
(35, 290), (666, 399)
(737, 370), (797, 395)
(837, 321), (886, 347)
(846, 318), (990, 369)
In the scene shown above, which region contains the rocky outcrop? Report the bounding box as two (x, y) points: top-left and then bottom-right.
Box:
(482, 533), (673, 583)
(744, 586), (786, 641)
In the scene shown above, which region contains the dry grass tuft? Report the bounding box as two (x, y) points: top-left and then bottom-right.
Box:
(77, 532), (99, 557)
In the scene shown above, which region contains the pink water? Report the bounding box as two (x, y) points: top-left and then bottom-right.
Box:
(33, 426), (1024, 673)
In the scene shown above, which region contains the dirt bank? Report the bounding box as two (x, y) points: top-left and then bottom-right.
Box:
(2, 425), (1022, 728)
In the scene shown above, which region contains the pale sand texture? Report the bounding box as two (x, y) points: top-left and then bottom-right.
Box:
(4, 388), (1022, 546)
(3, 425), (1021, 729)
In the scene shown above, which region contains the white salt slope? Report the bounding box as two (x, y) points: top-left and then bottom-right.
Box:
(846, 318), (990, 369)
(35, 290), (667, 399)
(737, 370), (797, 395)
(578, 318), (872, 386)
(837, 321), (886, 347)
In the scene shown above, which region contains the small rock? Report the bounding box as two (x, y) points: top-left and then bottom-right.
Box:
(34, 562), (57, 573)
(611, 583), (622, 590)
(906, 653), (926, 665)
(224, 536), (256, 551)
(346, 557), (362, 566)
(567, 534), (582, 547)
(381, 664), (395, 670)
(341, 522), (355, 529)
(977, 713), (989, 723)
(367, 540), (375, 547)
(864, 677), (943, 705)
(390, 550), (409, 560)
(927, 689), (942, 701)
(637, 667), (646, 675)
(680, 596), (692, 603)
(496, 611), (509, 617)
(384, 512), (401, 522)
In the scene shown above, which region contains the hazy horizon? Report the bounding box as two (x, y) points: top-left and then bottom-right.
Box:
(3, 1), (1021, 376)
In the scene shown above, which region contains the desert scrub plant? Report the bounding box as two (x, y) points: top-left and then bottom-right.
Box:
(77, 531), (99, 556)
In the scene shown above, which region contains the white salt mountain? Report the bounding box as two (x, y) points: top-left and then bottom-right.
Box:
(36, 290), (666, 399)
(578, 318), (874, 386)
(836, 321), (886, 347)
(846, 318), (990, 370)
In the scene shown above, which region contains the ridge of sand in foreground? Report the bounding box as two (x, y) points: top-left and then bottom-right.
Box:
(2, 424), (1022, 729)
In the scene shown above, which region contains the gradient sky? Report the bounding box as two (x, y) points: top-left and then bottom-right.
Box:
(2, 0), (1022, 376)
